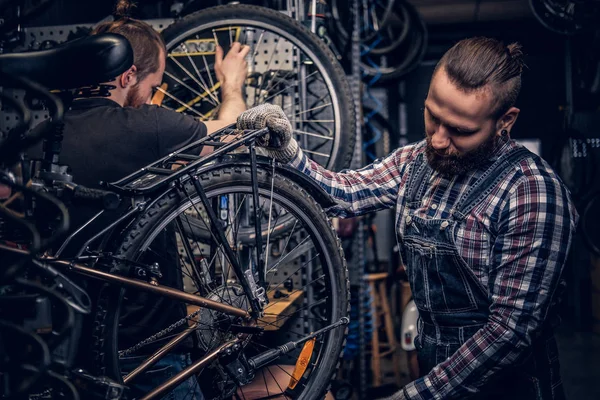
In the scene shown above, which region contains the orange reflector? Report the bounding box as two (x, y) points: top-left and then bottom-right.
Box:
(151, 83), (168, 105)
(288, 337), (315, 390)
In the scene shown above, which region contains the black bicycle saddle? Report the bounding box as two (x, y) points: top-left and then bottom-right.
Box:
(0, 33), (133, 89)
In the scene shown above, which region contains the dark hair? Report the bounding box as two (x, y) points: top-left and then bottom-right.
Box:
(434, 37), (525, 118)
(92, 0), (166, 83)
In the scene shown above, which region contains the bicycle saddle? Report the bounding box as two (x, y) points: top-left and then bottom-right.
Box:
(0, 33), (133, 89)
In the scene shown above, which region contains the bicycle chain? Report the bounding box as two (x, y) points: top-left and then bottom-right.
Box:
(118, 308), (203, 357)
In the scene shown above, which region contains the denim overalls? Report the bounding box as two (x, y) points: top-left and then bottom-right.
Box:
(399, 147), (564, 399)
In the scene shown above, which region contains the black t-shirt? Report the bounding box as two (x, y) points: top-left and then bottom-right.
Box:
(51, 97), (206, 188)
(32, 97), (207, 352)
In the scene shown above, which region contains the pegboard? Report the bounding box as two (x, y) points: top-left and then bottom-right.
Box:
(175, 198), (313, 348)
(170, 30), (295, 75)
(20, 19), (173, 51)
(0, 18), (305, 138)
(0, 19), (174, 137)
(570, 137), (600, 157)
(1, 88), (51, 136)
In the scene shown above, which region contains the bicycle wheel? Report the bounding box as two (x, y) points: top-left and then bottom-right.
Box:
(331, 0), (409, 56)
(359, 1), (428, 81)
(159, 4), (356, 171)
(92, 164), (349, 400)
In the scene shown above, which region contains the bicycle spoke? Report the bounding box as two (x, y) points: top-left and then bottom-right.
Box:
(175, 217), (206, 292)
(142, 245), (198, 284)
(254, 193), (288, 244)
(177, 193), (240, 306)
(288, 102), (332, 117)
(266, 235), (311, 275)
(301, 148), (330, 157)
(168, 55), (219, 105)
(263, 365), (290, 399)
(259, 71), (295, 106)
(108, 158), (346, 398)
(238, 385), (248, 400)
(212, 29), (220, 47)
(254, 39), (281, 105)
(164, 70), (219, 108)
(261, 70), (320, 104)
(265, 273), (324, 311)
(183, 42), (220, 106)
(266, 254), (322, 298)
(275, 219), (299, 263)
(293, 119), (334, 123)
(263, 164), (276, 282)
(250, 30), (266, 73)
(202, 54), (219, 100)
(261, 368), (270, 398)
(293, 129), (334, 141)
(156, 86), (207, 118)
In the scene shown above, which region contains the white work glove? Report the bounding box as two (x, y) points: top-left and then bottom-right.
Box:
(236, 103), (299, 163)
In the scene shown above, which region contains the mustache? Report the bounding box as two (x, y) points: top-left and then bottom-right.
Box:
(424, 132), (504, 175)
(425, 138), (459, 158)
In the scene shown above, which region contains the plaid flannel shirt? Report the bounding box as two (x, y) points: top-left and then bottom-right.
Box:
(289, 139), (578, 399)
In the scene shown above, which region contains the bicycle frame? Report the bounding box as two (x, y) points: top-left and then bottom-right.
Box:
(3, 125), (275, 398)
(2, 72), (345, 399)
(52, 124), (272, 313)
(0, 240), (247, 398)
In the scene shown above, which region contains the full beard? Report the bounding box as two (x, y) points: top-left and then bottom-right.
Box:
(124, 83), (146, 108)
(425, 132), (504, 176)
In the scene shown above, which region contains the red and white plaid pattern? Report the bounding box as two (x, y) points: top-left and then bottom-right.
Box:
(290, 139), (578, 399)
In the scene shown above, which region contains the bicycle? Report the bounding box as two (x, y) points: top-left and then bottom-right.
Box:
(156, 3), (356, 172)
(0, 31), (349, 400)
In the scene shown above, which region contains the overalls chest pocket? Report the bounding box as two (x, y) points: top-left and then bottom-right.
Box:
(402, 215), (479, 314)
(454, 221), (493, 272)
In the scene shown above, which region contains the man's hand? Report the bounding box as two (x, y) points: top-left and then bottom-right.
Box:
(237, 104), (291, 149)
(204, 42), (251, 133)
(215, 42), (250, 94)
(236, 104), (298, 163)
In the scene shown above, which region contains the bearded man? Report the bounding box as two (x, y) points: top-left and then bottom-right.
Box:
(237, 36), (579, 400)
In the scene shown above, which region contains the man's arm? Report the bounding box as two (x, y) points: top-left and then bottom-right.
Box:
(204, 43), (250, 133)
(400, 174), (578, 400)
(285, 146), (411, 217)
(235, 104), (416, 217)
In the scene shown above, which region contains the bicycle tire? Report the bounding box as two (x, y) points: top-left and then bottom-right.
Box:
(359, 1), (428, 81)
(92, 165), (349, 400)
(367, 3), (411, 56)
(331, 0), (397, 45)
(331, 0), (410, 57)
(160, 4), (356, 171)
